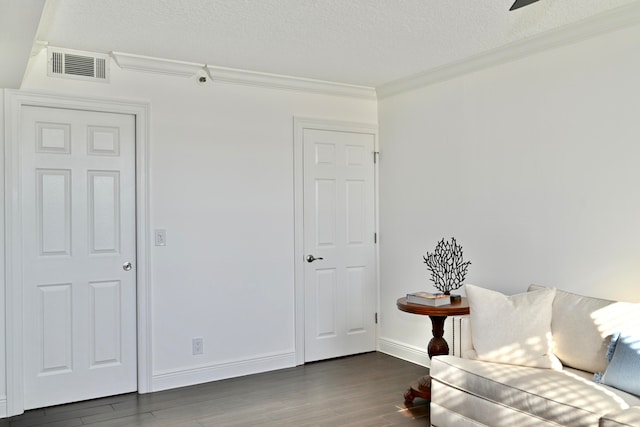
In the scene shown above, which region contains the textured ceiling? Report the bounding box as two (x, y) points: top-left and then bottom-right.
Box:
(36, 0), (637, 87)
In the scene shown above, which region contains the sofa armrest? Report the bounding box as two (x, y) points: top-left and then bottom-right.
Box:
(600, 407), (640, 427)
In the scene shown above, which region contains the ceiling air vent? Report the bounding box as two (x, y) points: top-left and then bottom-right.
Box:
(47, 47), (110, 82)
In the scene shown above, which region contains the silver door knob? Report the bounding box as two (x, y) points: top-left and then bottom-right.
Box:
(306, 255), (323, 263)
(123, 262), (133, 271)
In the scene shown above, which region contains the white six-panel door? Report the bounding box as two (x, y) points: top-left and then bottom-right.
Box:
(303, 128), (376, 362)
(20, 106), (137, 409)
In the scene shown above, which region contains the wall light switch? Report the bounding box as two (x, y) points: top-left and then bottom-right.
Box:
(155, 229), (166, 246)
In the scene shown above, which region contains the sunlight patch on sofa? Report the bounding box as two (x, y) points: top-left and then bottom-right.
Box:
(561, 369), (630, 409)
(467, 332), (561, 369)
(433, 356), (633, 426)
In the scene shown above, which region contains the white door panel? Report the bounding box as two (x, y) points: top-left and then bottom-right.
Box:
(303, 129), (376, 362)
(21, 106), (137, 409)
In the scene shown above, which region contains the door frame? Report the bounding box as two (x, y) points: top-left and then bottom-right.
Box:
(3, 90), (151, 416)
(293, 117), (379, 365)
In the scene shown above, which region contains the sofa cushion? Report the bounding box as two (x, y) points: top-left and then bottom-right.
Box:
(466, 284), (560, 369)
(600, 407), (640, 427)
(431, 386), (561, 427)
(595, 331), (640, 396)
(529, 284), (628, 373)
(431, 355), (640, 427)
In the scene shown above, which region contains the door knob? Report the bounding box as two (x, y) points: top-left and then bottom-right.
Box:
(122, 262), (133, 271)
(306, 255), (324, 263)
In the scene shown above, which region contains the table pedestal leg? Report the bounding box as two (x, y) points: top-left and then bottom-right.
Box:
(404, 315), (448, 404)
(427, 315), (449, 357)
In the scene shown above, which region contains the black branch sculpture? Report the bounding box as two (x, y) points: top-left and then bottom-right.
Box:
(423, 237), (471, 295)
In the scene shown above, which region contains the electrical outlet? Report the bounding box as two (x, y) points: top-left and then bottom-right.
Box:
(192, 337), (203, 355)
(155, 229), (166, 246)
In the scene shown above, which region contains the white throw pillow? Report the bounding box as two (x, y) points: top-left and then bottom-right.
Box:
(529, 284), (617, 373)
(466, 284), (562, 369)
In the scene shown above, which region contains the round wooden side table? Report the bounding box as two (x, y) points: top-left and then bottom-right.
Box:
(396, 296), (470, 403)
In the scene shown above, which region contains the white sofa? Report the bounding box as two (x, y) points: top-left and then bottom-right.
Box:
(430, 285), (640, 427)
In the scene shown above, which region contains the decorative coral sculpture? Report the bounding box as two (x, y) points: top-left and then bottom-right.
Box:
(423, 237), (471, 295)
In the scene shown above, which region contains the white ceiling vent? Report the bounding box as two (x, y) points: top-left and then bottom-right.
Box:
(47, 47), (110, 83)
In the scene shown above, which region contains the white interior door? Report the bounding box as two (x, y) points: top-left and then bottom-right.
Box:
(20, 106), (137, 409)
(303, 128), (376, 362)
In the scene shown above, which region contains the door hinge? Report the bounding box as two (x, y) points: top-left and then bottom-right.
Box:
(374, 232), (377, 244)
(375, 312), (378, 324)
(373, 151), (380, 164)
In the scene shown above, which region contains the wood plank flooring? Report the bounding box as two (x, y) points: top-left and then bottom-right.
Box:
(1, 352), (430, 427)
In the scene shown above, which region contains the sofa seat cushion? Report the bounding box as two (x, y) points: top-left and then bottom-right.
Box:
(600, 407), (640, 427)
(431, 355), (640, 426)
(431, 384), (564, 426)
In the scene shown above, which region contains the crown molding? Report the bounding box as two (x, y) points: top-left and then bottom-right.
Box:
(109, 51), (376, 99)
(377, 2), (640, 99)
(205, 65), (376, 100)
(111, 52), (205, 77)
(31, 40), (48, 57)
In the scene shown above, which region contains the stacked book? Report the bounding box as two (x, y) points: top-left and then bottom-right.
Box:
(406, 292), (451, 306)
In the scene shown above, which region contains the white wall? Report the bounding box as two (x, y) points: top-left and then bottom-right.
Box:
(378, 24), (640, 363)
(4, 17), (639, 408)
(9, 52), (377, 393)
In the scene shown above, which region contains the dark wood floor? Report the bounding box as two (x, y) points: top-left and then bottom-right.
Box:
(1, 352), (430, 427)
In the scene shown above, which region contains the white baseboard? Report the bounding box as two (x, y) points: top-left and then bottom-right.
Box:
(378, 337), (430, 368)
(151, 351), (297, 392)
(0, 396), (7, 419)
